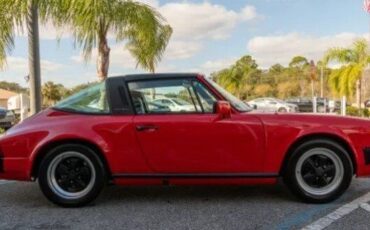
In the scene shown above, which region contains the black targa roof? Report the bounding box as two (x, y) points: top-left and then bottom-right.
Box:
(109, 73), (202, 82)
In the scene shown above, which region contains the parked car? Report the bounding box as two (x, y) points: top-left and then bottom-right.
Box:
(0, 109), (16, 130)
(286, 97), (327, 113)
(152, 98), (195, 112)
(328, 100), (345, 113)
(248, 97), (298, 113)
(147, 102), (171, 113)
(1, 73), (370, 207)
(365, 100), (370, 108)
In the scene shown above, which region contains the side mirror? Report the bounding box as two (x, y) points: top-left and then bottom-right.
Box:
(253, 104), (257, 110)
(214, 101), (231, 119)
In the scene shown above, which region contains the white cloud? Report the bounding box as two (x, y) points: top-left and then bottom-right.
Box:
(165, 40), (203, 59)
(247, 32), (368, 68)
(136, 0), (159, 7)
(191, 57), (238, 75)
(70, 43), (184, 75)
(20, 1), (261, 62)
(2, 57), (64, 74)
(15, 2), (260, 43)
(160, 2), (260, 41)
(202, 58), (237, 71)
(71, 44), (137, 69)
(0, 57), (66, 86)
(239, 5), (260, 21)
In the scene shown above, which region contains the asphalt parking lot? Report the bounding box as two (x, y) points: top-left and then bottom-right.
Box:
(1, 178), (370, 230)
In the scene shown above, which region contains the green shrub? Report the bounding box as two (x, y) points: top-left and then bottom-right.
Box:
(346, 106), (370, 117)
(0, 128), (4, 134)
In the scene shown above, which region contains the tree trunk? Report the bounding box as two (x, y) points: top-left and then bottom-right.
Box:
(311, 80), (315, 98)
(97, 36), (110, 82)
(356, 79), (361, 109)
(27, 0), (42, 114)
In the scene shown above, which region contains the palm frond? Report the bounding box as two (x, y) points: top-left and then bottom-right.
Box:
(328, 67), (343, 97)
(0, 0), (27, 69)
(323, 48), (355, 66)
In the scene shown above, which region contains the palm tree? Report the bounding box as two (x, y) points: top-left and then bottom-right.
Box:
(0, 0), (172, 114)
(0, 0), (44, 114)
(323, 39), (370, 106)
(288, 56), (309, 97)
(54, 0), (172, 81)
(42, 81), (62, 106)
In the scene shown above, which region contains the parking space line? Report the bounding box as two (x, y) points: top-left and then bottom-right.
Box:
(360, 203), (370, 212)
(302, 192), (370, 230)
(0, 180), (13, 185)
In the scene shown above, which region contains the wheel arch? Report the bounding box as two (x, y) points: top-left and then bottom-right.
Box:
(279, 133), (357, 176)
(30, 139), (112, 180)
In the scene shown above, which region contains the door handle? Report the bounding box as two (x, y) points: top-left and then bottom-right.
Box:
(136, 125), (159, 132)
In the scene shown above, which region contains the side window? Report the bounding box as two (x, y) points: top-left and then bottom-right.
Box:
(128, 79), (201, 114)
(55, 82), (109, 114)
(192, 80), (217, 113)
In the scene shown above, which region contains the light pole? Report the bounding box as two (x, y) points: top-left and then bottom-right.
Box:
(320, 64), (324, 98)
(310, 60), (317, 98)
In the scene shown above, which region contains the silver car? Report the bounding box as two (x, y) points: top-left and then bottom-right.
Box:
(0, 110), (16, 130)
(248, 97), (298, 113)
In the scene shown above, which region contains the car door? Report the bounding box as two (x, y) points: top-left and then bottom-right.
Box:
(128, 77), (265, 173)
(265, 99), (278, 112)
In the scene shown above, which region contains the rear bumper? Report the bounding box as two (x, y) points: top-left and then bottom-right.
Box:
(0, 157), (30, 181)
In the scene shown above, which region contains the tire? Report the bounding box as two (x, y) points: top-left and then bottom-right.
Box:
(283, 139), (353, 203)
(278, 107), (288, 113)
(38, 144), (107, 207)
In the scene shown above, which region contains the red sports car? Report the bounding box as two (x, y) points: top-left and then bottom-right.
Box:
(1, 73), (370, 207)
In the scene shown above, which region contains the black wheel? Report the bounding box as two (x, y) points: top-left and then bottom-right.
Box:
(283, 139), (353, 203)
(38, 144), (107, 207)
(278, 107), (288, 113)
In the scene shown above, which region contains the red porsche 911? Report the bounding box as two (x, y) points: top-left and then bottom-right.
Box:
(1, 73), (370, 207)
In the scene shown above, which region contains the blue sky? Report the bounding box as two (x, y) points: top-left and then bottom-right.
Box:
(0, 0), (369, 87)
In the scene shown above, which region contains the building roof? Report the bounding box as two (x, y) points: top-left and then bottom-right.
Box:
(0, 89), (17, 100)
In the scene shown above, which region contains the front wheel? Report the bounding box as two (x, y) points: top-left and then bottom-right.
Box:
(38, 144), (106, 207)
(283, 139), (353, 203)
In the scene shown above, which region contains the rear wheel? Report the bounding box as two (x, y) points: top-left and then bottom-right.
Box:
(283, 139), (353, 203)
(38, 144), (106, 207)
(278, 107), (288, 113)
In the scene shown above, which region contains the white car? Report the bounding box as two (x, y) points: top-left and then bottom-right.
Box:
(0, 109), (16, 130)
(248, 98), (298, 113)
(153, 98), (195, 112)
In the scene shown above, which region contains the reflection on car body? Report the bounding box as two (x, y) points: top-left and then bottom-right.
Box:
(248, 97), (298, 113)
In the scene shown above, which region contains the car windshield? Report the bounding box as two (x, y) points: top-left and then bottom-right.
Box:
(54, 82), (109, 114)
(205, 78), (252, 112)
(275, 99), (286, 104)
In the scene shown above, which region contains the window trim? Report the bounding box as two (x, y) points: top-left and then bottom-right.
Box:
(190, 80), (219, 114)
(126, 77), (218, 116)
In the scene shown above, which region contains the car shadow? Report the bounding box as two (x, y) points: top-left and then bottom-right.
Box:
(96, 180), (298, 206)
